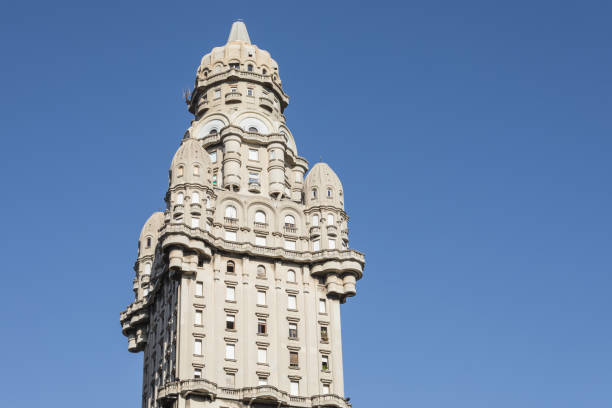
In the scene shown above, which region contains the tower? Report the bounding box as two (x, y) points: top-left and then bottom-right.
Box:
(120, 22), (365, 408)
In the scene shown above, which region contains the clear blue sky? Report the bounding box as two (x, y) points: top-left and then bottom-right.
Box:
(1, 1), (610, 407)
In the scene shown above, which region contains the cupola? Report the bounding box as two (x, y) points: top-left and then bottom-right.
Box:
(169, 138), (211, 187)
(304, 163), (345, 210)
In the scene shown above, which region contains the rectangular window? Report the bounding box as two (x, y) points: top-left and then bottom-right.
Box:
(313, 240), (320, 251)
(257, 290), (266, 305)
(194, 368), (202, 378)
(226, 372), (235, 386)
(289, 323), (298, 339)
(194, 339), (202, 355)
(249, 172), (260, 183)
(248, 148), (259, 161)
(294, 172), (301, 182)
(231, 87), (237, 93)
(210, 151), (217, 163)
(321, 326), (329, 341)
(269, 150), (275, 159)
(214, 89), (221, 98)
(258, 348), (267, 363)
(255, 235), (266, 246)
(290, 351), (299, 367)
(257, 319), (267, 334)
(328, 239), (335, 249)
(284, 240), (296, 250)
(212, 175), (217, 186)
(191, 217), (200, 228)
(195, 310), (202, 325)
(288, 294), (297, 310)
(290, 380), (299, 395)
(258, 377), (267, 385)
(225, 230), (237, 241)
(319, 299), (326, 313)
(226, 286), (236, 301)
(195, 281), (203, 296)
(226, 314), (235, 330)
(322, 383), (330, 394)
(322, 355), (329, 370)
(247, 88), (254, 96)
(225, 343), (235, 359)
(312, 215), (319, 226)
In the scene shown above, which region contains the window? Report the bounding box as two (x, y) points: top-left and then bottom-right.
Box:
(194, 339), (202, 355)
(312, 214), (319, 226)
(229, 62), (239, 69)
(226, 286), (236, 301)
(284, 240), (296, 250)
(328, 239), (335, 249)
(212, 175), (217, 186)
(322, 355), (329, 371)
(209, 128), (218, 135)
(258, 348), (267, 364)
(206, 197), (211, 209)
(191, 217), (200, 228)
(322, 383), (330, 394)
(257, 290), (266, 305)
(289, 323), (298, 339)
(257, 319), (267, 334)
(231, 87), (237, 93)
(226, 372), (235, 386)
(225, 231), (236, 241)
(311, 188), (317, 199)
(255, 210), (266, 224)
(210, 151), (217, 163)
(294, 172), (301, 182)
(290, 351), (299, 368)
(195, 281), (203, 297)
(257, 265), (266, 278)
(192, 192), (200, 203)
(249, 172), (260, 183)
(225, 344), (235, 359)
(319, 299), (327, 313)
(262, 68), (267, 75)
(194, 368), (202, 379)
(269, 149), (275, 159)
(258, 377), (267, 386)
(143, 286), (149, 296)
(327, 213), (334, 224)
(146, 237), (151, 248)
(313, 240), (320, 251)
(177, 193), (184, 205)
(284, 215), (295, 226)
(320, 326), (329, 341)
(288, 294), (297, 310)
(248, 148), (259, 161)
(177, 166), (184, 177)
(247, 64), (253, 72)
(195, 310), (202, 325)
(255, 235), (266, 246)
(327, 188), (332, 198)
(144, 263), (151, 274)
(214, 89), (221, 98)
(225, 205), (237, 219)
(290, 380), (299, 396)
(226, 315), (235, 330)
(227, 261), (235, 273)
(193, 165), (200, 176)
(341, 240), (347, 249)
(248, 126), (258, 133)
(287, 269), (296, 282)
(247, 88), (253, 96)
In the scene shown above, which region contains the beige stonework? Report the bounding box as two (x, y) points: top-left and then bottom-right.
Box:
(120, 21), (365, 408)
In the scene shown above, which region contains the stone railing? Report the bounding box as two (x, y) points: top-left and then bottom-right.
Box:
(284, 224), (298, 235)
(157, 380), (350, 408)
(253, 222), (268, 230)
(225, 91), (242, 103)
(195, 68), (288, 105)
(326, 225), (338, 236)
(224, 217), (238, 227)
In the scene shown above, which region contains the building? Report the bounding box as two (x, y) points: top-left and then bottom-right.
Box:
(120, 21), (365, 408)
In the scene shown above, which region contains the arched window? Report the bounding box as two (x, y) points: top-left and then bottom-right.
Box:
(177, 193), (184, 205)
(248, 126), (258, 133)
(287, 269), (296, 282)
(257, 265), (266, 278)
(146, 237), (151, 248)
(225, 205), (237, 219)
(247, 64), (253, 72)
(177, 166), (184, 177)
(262, 69), (267, 75)
(227, 261), (235, 273)
(192, 192), (200, 204)
(193, 165), (200, 176)
(255, 210), (266, 224)
(312, 214), (319, 226)
(284, 215), (295, 226)
(327, 188), (332, 198)
(209, 128), (218, 135)
(327, 213), (334, 225)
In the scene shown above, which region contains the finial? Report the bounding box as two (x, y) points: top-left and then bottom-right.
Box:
(227, 20), (251, 44)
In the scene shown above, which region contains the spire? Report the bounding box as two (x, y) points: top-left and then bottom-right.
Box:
(227, 20), (251, 43)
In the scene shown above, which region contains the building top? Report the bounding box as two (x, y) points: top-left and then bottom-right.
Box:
(305, 162), (345, 209)
(227, 20), (251, 43)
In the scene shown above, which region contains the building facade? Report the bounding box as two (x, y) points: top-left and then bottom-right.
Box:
(120, 22), (365, 408)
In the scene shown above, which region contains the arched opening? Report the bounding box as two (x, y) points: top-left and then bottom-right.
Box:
(225, 205), (237, 219)
(257, 265), (266, 278)
(287, 269), (296, 282)
(284, 214), (295, 227)
(255, 210), (266, 224)
(227, 261), (235, 274)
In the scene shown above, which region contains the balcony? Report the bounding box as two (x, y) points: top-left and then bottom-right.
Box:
(341, 229), (348, 240)
(284, 224), (297, 235)
(253, 222), (268, 231)
(311, 394), (351, 408)
(224, 217), (238, 227)
(259, 96), (273, 111)
(196, 98), (208, 115)
(225, 91), (242, 103)
(326, 225), (338, 236)
(173, 204), (184, 214)
(190, 202), (202, 215)
(248, 181), (261, 193)
(310, 226), (321, 237)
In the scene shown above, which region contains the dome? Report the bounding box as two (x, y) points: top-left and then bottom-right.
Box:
(304, 163), (344, 209)
(139, 212), (164, 256)
(169, 138), (211, 187)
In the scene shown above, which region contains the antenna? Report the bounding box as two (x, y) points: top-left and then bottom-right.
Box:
(182, 88), (191, 105)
